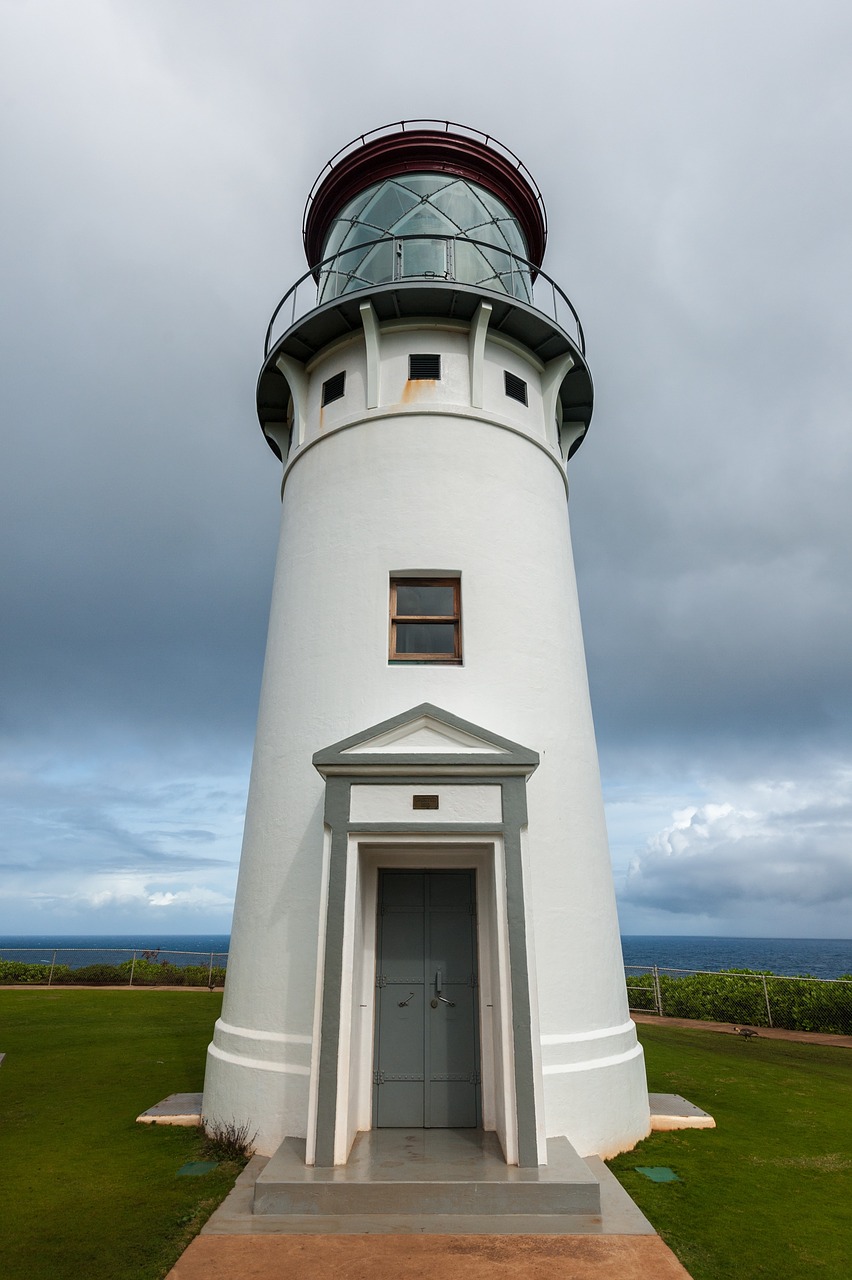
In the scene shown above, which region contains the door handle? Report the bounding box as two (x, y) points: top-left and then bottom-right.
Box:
(434, 969), (455, 1007)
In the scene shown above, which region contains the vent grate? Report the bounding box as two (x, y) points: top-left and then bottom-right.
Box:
(322, 371), (346, 405)
(409, 353), (441, 380)
(504, 370), (528, 405)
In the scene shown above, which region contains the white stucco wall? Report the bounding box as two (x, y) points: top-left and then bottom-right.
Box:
(202, 317), (650, 1159)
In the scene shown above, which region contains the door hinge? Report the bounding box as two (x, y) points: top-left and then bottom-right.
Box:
(470, 1070), (481, 1085)
(470, 973), (478, 988)
(376, 974), (387, 987)
(373, 1070), (385, 1086)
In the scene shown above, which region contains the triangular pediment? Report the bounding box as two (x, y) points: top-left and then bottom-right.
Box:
(341, 714), (504, 755)
(313, 703), (538, 776)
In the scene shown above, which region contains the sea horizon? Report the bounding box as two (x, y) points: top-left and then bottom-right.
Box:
(1, 932), (850, 979)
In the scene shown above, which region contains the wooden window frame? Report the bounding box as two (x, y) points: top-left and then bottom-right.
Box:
(389, 577), (461, 664)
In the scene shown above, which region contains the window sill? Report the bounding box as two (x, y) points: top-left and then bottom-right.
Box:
(388, 659), (463, 666)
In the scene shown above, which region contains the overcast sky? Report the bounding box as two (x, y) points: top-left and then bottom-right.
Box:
(2, 0), (851, 940)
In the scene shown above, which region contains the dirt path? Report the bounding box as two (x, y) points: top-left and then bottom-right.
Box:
(632, 1012), (852, 1048)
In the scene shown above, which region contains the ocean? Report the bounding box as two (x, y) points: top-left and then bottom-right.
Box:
(620, 935), (852, 980)
(1, 933), (850, 978)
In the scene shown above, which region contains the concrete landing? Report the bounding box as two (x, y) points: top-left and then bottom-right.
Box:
(205, 1147), (653, 1237)
(254, 1130), (600, 1218)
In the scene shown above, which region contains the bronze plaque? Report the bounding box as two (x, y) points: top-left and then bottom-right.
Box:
(412, 794), (439, 810)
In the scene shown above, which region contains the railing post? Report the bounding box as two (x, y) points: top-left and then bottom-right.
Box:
(653, 964), (663, 1017)
(208, 951), (215, 990)
(761, 973), (773, 1027)
(48, 949), (57, 987)
(129, 950), (137, 988)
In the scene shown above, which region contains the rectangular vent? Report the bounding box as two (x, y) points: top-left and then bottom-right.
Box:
(412, 794), (439, 810)
(504, 371), (528, 405)
(409, 353), (441, 380)
(322, 371), (346, 405)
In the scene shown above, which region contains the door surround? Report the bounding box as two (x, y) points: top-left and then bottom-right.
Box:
(310, 703), (542, 1168)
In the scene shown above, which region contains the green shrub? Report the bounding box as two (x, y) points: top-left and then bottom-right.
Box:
(0, 956), (227, 987)
(53, 963), (125, 985)
(626, 967), (852, 1034)
(0, 959), (69, 984)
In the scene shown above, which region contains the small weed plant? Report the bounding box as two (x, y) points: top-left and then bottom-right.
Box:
(200, 1117), (256, 1164)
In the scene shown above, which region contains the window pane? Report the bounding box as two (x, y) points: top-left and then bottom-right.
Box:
(396, 584), (455, 616)
(396, 623), (456, 654)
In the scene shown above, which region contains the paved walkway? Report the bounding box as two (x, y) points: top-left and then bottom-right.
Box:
(631, 1012), (852, 1048)
(167, 1233), (691, 1279)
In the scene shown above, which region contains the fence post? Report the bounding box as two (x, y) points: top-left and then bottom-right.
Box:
(129, 951), (137, 988)
(653, 965), (663, 1017)
(48, 949), (57, 987)
(208, 951), (215, 990)
(761, 973), (773, 1027)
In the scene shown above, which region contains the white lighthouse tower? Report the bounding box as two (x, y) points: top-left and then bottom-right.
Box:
(203, 122), (650, 1170)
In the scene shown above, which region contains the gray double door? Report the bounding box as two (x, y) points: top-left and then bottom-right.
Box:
(373, 869), (481, 1128)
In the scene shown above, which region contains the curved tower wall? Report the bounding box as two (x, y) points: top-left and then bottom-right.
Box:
(203, 312), (650, 1157)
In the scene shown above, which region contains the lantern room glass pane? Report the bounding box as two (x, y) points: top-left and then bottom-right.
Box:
(399, 238), (449, 279)
(359, 181), (420, 232)
(394, 173), (456, 197)
(318, 173), (532, 302)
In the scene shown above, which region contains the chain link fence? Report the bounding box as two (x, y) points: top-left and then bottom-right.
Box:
(625, 965), (852, 1035)
(4, 947), (851, 1031)
(0, 947), (229, 988)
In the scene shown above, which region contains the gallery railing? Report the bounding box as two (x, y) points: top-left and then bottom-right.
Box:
(264, 235), (585, 359)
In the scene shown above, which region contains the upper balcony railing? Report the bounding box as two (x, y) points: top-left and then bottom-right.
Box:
(264, 235), (585, 359)
(302, 119), (547, 249)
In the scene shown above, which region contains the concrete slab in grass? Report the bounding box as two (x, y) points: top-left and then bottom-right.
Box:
(177, 1161), (219, 1177)
(635, 1167), (681, 1183)
(649, 1093), (715, 1131)
(137, 1092), (203, 1126)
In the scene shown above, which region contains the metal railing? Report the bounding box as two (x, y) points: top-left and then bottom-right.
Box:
(264, 235), (585, 359)
(0, 947), (229, 988)
(302, 119), (548, 246)
(625, 964), (852, 1035)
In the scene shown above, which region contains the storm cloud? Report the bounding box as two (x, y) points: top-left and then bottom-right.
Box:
(2, 1), (851, 934)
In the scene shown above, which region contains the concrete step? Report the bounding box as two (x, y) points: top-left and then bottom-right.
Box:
(253, 1129), (601, 1218)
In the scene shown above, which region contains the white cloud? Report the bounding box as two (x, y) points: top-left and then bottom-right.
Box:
(624, 773), (852, 921)
(147, 888), (233, 910)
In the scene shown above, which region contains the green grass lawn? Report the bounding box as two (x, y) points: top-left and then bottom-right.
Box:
(1, 992), (849, 1279)
(608, 1022), (852, 1279)
(0, 989), (236, 1280)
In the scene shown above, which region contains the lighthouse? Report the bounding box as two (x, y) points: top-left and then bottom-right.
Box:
(202, 121), (650, 1169)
